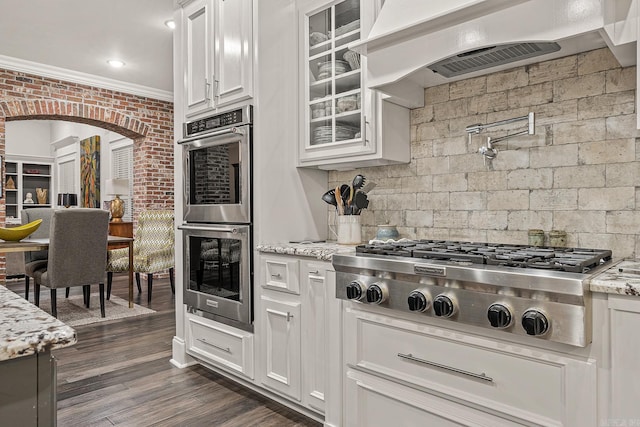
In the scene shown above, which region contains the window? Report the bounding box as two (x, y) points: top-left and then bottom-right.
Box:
(58, 158), (76, 193)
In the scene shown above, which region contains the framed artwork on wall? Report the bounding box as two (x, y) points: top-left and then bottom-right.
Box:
(80, 135), (101, 208)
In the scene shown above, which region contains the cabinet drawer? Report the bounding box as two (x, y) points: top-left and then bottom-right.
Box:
(262, 257), (300, 294)
(344, 307), (597, 426)
(345, 369), (515, 427)
(186, 314), (254, 380)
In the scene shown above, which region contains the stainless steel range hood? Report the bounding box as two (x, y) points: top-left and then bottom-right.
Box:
(351, 0), (637, 108)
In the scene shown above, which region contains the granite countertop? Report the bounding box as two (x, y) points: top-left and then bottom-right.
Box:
(257, 241), (356, 261)
(0, 285), (77, 361)
(590, 259), (640, 297)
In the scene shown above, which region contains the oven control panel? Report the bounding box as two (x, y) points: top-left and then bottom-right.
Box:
(183, 105), (252, 138)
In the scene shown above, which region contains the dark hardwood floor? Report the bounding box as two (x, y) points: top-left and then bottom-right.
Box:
(6, 274), (321, 427)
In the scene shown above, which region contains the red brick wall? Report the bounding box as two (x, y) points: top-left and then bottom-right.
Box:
(0, 68), (174, 279)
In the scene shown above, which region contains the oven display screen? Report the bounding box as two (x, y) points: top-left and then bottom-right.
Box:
(206, 117), (221, 128)
(185, 109), (244, 137)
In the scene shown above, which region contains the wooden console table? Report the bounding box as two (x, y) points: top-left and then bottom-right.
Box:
(108, 221), (133, 239)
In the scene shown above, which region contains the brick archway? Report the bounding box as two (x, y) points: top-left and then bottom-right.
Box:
(0, 99), (150, 139)
(0, 68), (174, 280)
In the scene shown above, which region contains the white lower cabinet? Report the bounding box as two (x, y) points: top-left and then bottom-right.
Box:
(259, 295), (302, 400)
(185, 312), (254, 379)
(606, 295), (640, 422)
(257, 254), (341, 420)
(344, 305), (598, 427)
(300, 261), (328, 413)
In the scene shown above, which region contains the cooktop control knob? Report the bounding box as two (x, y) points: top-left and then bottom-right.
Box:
(366, 283), (388, 304)
(487, 304), (512, 328)
(345, 281), (365, 300)
(433, 295), (455, 317)
(521, 310), (549, 336)
(407, 291), (430, 312)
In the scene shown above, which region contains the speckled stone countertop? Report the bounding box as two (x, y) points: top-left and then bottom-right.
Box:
(0, 285), (77, 361)
(257, 241), (356, 261)
(590, 259), (640, 297)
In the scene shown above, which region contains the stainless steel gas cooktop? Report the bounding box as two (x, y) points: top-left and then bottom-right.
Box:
(333, 239), (613, 347)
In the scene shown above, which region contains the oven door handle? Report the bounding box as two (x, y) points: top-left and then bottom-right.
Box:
(178, 126), (245, 145)
(178, 224), (239, 234)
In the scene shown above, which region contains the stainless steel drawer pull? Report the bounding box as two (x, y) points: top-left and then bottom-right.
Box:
(397, 353), (493, 383)
(309, 270), (320, 275)
(286, 312), (294, 321)
(197, 338), (231, 353)
(271, 273), (282, 279)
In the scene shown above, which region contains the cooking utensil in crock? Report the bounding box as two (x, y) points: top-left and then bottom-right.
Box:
(353, 191), (369, 214)
(352, 174), (365, 190)
(335, 185), (344, 215)
(340, 184), (350, 211)
(360, 181), (376, 194)
(321, 188), (337, 206)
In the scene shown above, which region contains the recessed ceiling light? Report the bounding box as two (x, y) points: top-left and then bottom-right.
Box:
(107, 59), (125, 68)
(165, 20), (176, 30)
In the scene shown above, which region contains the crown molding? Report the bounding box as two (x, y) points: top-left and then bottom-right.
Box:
(0, 55), (174, 103)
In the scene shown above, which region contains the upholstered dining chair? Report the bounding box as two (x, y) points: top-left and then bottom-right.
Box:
(106, 210), (175, 302)
(33, 208), (110, 318)
(20, 208), (54, 305)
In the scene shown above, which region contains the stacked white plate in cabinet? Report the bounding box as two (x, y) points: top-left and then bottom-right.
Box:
(317, 60), (351, 79)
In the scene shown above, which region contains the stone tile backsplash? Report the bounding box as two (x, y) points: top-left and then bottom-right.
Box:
(328, 48), (640, 258)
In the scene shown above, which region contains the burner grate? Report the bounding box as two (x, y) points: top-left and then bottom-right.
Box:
(355, 240), (612, 273)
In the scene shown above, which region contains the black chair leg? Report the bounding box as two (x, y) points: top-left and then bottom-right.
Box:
(35, 284), (40, 307)
(50, 289), (57, 318)
(107, 272), (113, 300)
(99, 283), (106, 318)
(65, 287), (70, 298)
(169, 268), (175, 294)
(83, 285), (90, 308)
(25, 276), (30, 301)
(135, 273), (142, 293)
(148, 273), (153, 303)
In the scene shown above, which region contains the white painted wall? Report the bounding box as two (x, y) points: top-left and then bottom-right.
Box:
(5, 121), (52, 157)
(254, 0), (329, 244)
(7, 120), (133, 209)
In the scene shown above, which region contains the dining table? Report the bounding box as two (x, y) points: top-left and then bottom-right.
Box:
(0, 235), (135, 308)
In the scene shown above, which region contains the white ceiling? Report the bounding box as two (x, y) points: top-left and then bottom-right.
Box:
(0, 0), (176, 101)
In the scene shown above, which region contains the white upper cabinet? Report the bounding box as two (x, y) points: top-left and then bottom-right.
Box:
(183, 0), (213, 118)
(215, 0), (254, 109)
(181, 0), (253, 120)
(297, 0), (410, 170)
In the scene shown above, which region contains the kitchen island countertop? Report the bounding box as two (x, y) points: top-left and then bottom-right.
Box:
(257, 241), (356, 261)
(590, 259), (640, 297)
(0, 285), (77, 361)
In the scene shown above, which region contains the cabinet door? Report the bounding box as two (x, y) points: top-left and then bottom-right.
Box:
(301, 262), (327, 413)
(299, 0), (368, 162)
(608, 296), (640, 421)
(214, 0), (253, 108)
(259, 294), (302, 400)
(184, 0), (213, 118)
(297, 0), (410, 169)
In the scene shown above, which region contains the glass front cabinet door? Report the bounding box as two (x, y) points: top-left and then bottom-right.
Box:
(298, 0), (410, 169)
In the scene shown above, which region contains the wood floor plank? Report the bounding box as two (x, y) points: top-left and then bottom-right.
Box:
(7, 276), (321, 426)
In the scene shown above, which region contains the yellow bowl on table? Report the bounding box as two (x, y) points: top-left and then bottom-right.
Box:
(0, 219), (43, 241)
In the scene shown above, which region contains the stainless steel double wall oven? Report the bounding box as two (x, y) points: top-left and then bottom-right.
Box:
(178, 105), (253, 331)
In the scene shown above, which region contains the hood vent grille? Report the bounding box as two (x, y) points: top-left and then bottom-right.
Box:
(428, 42), (561, 78)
